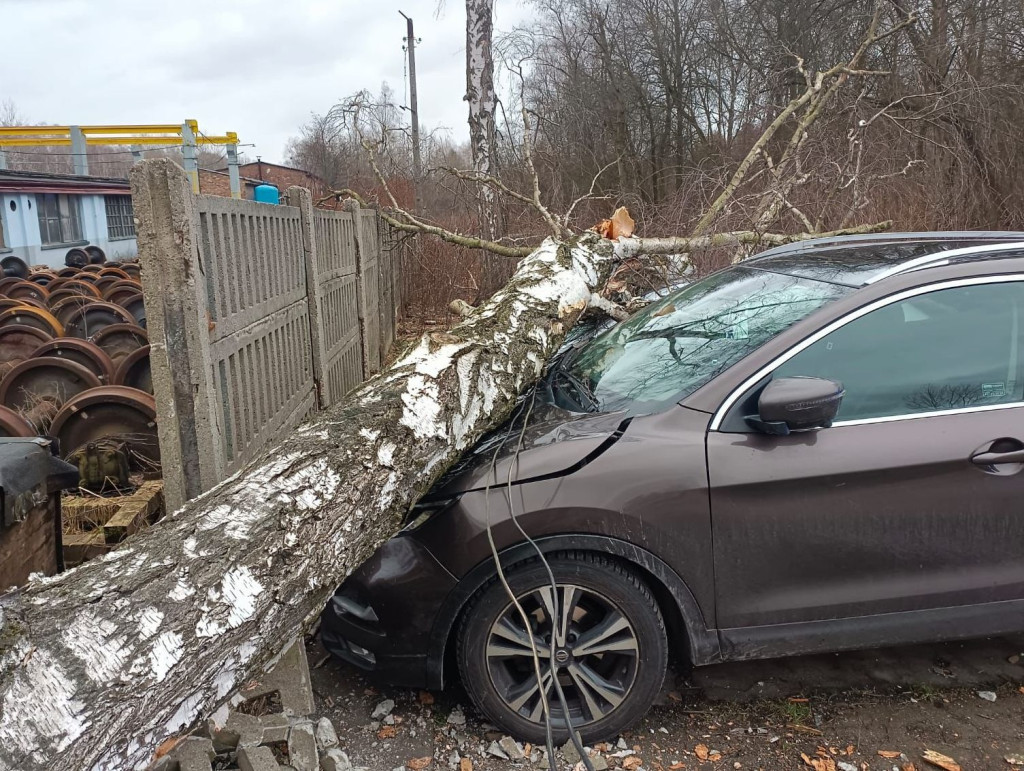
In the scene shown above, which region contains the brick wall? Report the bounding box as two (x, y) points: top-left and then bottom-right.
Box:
(239, 163), (331, 202)
(197, 169), (235, 198)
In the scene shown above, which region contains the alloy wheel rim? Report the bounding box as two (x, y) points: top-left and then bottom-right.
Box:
(485, 583), (640, 728)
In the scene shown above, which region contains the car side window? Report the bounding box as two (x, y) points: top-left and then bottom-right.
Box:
(774, 281), (1024, 421)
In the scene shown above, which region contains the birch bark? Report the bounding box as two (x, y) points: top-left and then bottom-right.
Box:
(466, 0), (500, 240)
(0, 233), (621, 771)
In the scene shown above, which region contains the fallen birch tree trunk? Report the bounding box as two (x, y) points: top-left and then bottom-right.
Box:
(0, 221), (888, 770)
(0, 232), (624, 771)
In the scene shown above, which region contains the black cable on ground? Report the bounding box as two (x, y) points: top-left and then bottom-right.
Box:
(504, 389), (594, 771)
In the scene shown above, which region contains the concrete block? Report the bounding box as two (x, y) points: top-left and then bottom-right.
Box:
(211, 711), (263, 750)
(238, 745), (282, 771)
(261, 713), (292, 744)
(241, 639), (315, 716)
(315, 716), (339, 750)
(320, 748), (354, 771)
(287, 721), (319, 771)
(174, 737), (215, 771)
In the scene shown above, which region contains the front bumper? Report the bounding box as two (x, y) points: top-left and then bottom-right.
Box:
(319, 533), (458, 689)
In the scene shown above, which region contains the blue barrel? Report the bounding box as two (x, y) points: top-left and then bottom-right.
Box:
(254, 184), (280, 205)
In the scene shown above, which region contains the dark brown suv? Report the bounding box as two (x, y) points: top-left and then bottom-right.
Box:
(322, 232), (1024, 742)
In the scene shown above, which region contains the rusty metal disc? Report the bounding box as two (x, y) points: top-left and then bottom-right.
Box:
(118, 291), (146, 328)
(0, 405), (36, 438)
(75, 271), (100, 283)
(98, 267), (131, 280)
(114, 345), (151, 393)
(0, 277), (24, 296)
(33, 338), (117, 384)
(64, 301), (135, 339)
(0, 358), (102, 431)
(0, 298), (31, 313)
(102, 279), (143, 305)
(93, 276), (120, 296)
(0, 306), (64, 337)
(29, 271), (56, 287)
(4, 279), (49, 305)
(0, 254), (29, 280)
(85, 246), (107, 264)
(119, 262), (142, 279)
(49, 295), (95, 327)
(47, 278), (101, 298)
(47, 286), (92, 308)
(56, 267), (80, 278)
(0, 324), (53, 379)
(65, 248), (90, 268)
(50, 385), (159, 465)
(90, 324), (148, 363)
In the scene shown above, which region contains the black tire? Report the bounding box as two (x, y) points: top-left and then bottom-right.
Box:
(457, 552), (667, 744)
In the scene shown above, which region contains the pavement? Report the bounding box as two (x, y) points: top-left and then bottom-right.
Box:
(306, 633), (1024, 770)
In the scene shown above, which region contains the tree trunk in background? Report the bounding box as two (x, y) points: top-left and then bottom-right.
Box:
(0, 234), (621, 771)
(466, 0), (500, 241)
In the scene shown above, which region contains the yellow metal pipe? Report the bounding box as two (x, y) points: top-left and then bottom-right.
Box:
(0, 123), (240, 148)
(0, 125), (186, 137)
(81, 125), (185, 135)
(0, 127), (72, 137)
(0, 138), (73, 147)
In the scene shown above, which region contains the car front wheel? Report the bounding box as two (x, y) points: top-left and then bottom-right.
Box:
(457, 552), (668, 743)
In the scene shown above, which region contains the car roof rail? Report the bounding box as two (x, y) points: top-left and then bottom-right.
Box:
(864, 240), (1024, 284)
(749, 231), (1024, 263)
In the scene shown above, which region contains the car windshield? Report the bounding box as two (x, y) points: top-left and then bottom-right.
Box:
(562, 266), (852, 414)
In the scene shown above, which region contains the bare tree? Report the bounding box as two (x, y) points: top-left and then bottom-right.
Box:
(467, 0), (501, 239)
(0, 8), (920, 769)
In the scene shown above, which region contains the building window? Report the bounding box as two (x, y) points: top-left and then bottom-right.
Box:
(36, 193), (83, 246)
(105, 195), (136, 239)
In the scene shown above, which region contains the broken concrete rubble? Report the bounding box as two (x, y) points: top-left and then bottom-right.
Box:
(237, 745), (280, 771)
(287, 721), (319, 771)
(164, 640), (367, 771)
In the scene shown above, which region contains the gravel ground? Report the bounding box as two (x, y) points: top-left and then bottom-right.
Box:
(306, 634), (1024, 771)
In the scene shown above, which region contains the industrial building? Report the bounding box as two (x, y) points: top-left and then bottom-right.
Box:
(0, 169), (138, 268)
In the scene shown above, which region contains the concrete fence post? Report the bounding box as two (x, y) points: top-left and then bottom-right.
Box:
(130, 159), (223, 513)
(288, 186), (329, 409)
(344, 199), (373, 379)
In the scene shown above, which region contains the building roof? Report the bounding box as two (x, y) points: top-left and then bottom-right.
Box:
(0, 168), (130, 195)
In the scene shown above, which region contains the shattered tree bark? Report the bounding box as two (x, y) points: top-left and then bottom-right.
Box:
(0, 233), (623, 771)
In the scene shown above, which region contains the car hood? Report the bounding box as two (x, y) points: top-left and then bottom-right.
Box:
(432, 403), (629, 496)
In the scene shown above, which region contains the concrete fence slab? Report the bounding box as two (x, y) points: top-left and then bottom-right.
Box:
(130, 160), (402, 511)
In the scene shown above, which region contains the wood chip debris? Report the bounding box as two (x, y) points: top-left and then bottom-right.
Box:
(922, 749), (961, 771)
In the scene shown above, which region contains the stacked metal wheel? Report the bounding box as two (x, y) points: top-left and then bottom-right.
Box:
(0, 253), (158, 477)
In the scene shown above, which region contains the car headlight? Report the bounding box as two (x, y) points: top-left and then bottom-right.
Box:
(403, 495), (461, 531)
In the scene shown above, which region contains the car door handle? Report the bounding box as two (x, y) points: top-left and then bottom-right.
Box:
(971, 448), (1024, 465)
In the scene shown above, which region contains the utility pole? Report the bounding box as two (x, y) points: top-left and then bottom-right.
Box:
(400, 10), (423, 212)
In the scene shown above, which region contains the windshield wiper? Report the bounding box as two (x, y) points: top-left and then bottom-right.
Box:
(550, 368), (600, 412)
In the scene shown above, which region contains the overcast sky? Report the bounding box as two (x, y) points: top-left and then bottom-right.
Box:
(3, 0), (532, 164)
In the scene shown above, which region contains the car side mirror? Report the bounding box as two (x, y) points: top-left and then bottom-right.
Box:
(745, 376), (845, 436)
